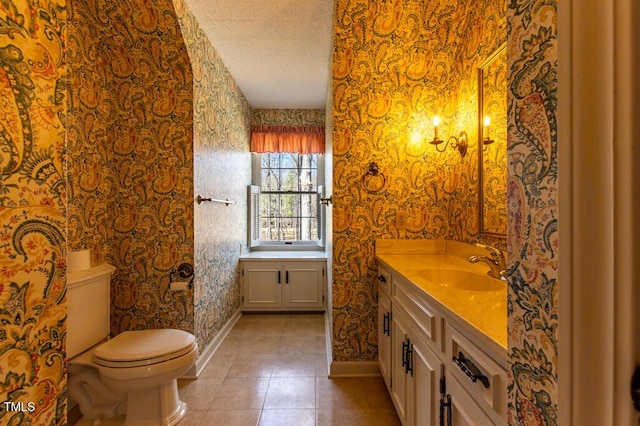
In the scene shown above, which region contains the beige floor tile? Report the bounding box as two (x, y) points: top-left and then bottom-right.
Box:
(315, 378), (369, 410)
(177, 410), (207, 426)
(76, 415), (125, 425)
(178, 378), (224, 411)
(316, 408), (374, 426)
(243, 335), (283, 354)
(200, 409), (261, 426)
(199, 353), (237, 379)
(258, 409), (315, 426)
(278, 335), (317, 355)
(271, 352), (317, 377)
(263, 377), (316, 409)
(370, 408), (403, 426)
(315, 336), (327, 354)
(226, 353), (276, 378)
(210, 378), (270, 410)
(361, 377), (395, 409)
(315, 354), (329, 377)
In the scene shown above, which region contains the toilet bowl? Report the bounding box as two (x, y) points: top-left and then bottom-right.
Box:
(69, 329), (197, 425)
(67, 264), (198, 425)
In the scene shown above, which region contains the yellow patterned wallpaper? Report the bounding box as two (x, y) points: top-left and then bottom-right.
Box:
(0, 2), (68, 424)
(173, 0), (252, 353)
(67, 0), (195, 336)
(331, 0), (506, 360)
(252, 109), (325, 127)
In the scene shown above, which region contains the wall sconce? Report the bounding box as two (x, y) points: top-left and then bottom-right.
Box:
(483, 116), (494, 145)
(429, 116), (468, 157)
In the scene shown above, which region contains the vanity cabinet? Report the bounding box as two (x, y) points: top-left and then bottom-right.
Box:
(241, 260), (325, 311)
(377, 264), (507, 426)
(391, 304), (443, 426)
(378, 281), (392, 389)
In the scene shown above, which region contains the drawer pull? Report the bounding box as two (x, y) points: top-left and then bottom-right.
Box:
(383, 312), (390, 336)
(453, 352), (490, 388)
(377, 275), (387, 283)
(402, 340), (409, 369)
(406, 341), (414, 377)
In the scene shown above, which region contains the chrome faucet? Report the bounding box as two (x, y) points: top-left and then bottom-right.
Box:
(468, 243), (507, 280)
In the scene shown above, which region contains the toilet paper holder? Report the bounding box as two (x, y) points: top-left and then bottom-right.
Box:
(169, 263), (194, 290)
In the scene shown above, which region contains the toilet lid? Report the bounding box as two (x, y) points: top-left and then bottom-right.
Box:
(93, 329), (196, 366)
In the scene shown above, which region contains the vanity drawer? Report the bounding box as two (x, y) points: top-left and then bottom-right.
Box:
(445, 324), (507, 422)
(376, 266), (392, 296)
(393, 274), (442, 350)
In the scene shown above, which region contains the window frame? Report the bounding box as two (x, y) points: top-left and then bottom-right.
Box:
(249, 153), (325, 251)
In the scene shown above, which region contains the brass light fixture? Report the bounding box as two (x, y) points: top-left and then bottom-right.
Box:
(482, 116), (495, 145)
(429, 116), (468, 157)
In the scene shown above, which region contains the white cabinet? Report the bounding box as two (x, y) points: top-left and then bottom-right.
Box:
(377, 264), (507, 426)
(390, 304), (442, 426)
(377, 271), (392, 389)
(241, 260), (325, 311)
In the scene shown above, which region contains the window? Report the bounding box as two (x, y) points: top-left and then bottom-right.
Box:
(249, 153), (324, 249)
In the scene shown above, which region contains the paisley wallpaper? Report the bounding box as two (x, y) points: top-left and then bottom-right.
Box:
(173, 0), (252, 354)
(0, 2), (68, 425)
(331, 0), (506, 360)
(252, 109), (325, 127)
(1, 0), (559, 424)
(67, 0), (196, 337)
(506, 1), (559, 424)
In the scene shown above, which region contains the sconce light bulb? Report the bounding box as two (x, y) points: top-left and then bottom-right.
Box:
(484, 116), (491, 127)
(433, 116), (441, 127)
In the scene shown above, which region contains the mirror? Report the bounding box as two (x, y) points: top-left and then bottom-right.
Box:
(478, 43), (507, 237)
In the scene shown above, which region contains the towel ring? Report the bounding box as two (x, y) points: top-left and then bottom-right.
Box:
(362, 161), (386, 194)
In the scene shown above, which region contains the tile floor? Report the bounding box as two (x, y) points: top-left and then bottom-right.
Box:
(74, 313), (401, 426)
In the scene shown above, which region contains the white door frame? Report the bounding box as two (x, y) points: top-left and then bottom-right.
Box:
(558, 0), (639, 424)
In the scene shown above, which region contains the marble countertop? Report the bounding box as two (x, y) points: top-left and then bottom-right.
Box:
(375, 239), (507, 359)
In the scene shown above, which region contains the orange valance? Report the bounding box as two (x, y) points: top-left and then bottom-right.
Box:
(250, 125), (325, 154)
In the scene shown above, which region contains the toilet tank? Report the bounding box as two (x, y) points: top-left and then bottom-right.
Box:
(67, 264), (116, 359)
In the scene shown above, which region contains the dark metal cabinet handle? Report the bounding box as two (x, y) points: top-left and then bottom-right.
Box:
(277, 271), (281, 284)
(452, 352), (490, 388)
(406, 341), (414, 377)
(377, 275), (386, 283)
(285, 271), (289, 284)
(402, 340), (409, 368)
(383, 313), (390, 336)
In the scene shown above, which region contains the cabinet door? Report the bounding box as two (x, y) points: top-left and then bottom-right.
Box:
(243, 262), (282, 309)
(408, 334), (442, 426)
(378, 289), (392, 390)
(446, 374), (494, 426)
(282, 262), (324, 309)
(391, 307), (411, 425)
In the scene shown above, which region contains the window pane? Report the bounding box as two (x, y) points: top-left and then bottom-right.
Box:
(257, 153), (320, 242)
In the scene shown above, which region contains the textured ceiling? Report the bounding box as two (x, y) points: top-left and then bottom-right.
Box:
(183, 0), (334, 109)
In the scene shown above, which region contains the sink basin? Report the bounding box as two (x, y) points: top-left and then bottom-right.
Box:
(412, 269), (505, 291)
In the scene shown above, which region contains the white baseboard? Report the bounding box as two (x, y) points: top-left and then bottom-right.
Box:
(180, 308), (242, 379)
(324, 311), (332, 377)
(329, 360), (381, 378)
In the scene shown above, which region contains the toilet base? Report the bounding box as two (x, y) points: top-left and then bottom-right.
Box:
(123, 379), (186, 426)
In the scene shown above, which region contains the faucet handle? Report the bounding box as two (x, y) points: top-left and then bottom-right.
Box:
(475, 243), (504, 260)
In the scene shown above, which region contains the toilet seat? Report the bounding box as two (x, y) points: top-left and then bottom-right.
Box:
(93, 329), (197, 368)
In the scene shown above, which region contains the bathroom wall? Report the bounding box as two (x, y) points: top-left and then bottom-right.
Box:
(252, 109), (326, 127)
(173, 0), (252, 353)
(0, 2), (68, 425)
(331, 0), (506, 360)
(67, 0), (196, 335)
(506, 1), (558, 424)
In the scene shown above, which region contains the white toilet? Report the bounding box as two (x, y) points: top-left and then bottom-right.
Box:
(67, 263), (197, 425)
